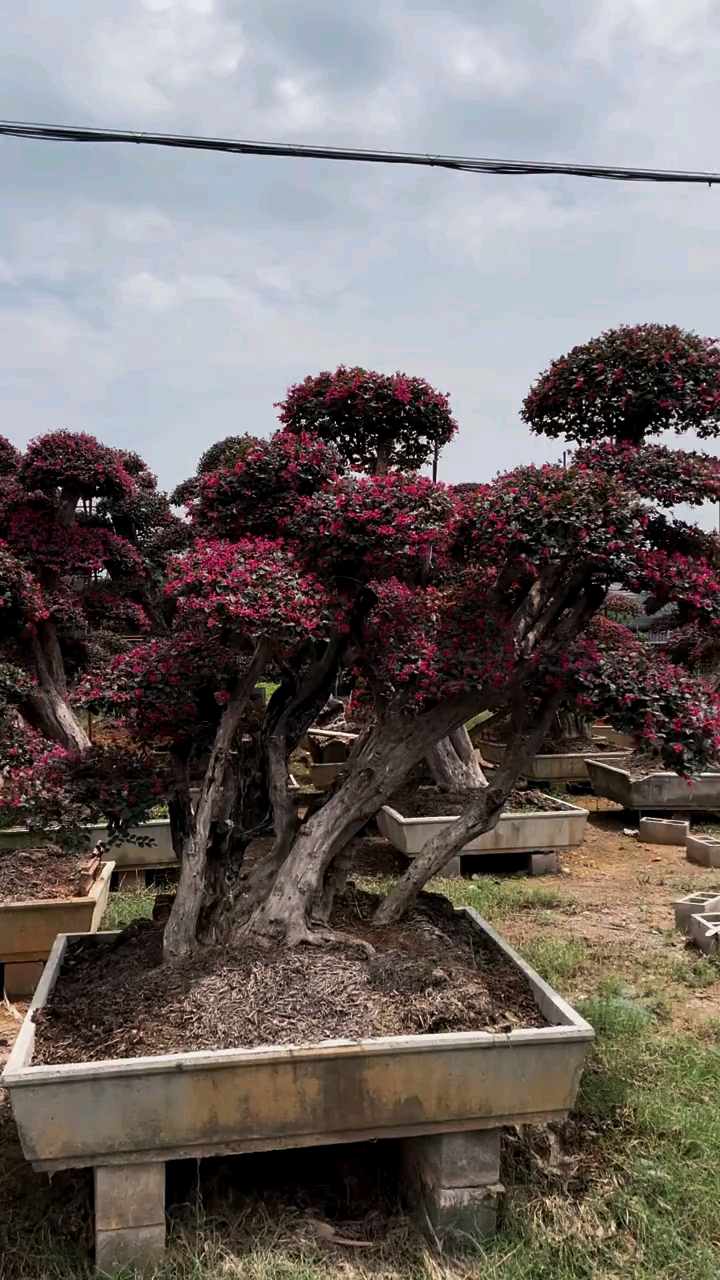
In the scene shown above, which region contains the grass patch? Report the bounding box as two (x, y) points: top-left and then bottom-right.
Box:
(101, 886), (155, 931)
(431, 875), (565, 921)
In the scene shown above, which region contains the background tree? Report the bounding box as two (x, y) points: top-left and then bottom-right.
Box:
(277, 366), (457, 475)
(522, 323), (720, 446)
(0, 431), (182, 749)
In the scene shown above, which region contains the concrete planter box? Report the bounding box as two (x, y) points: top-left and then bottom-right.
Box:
(0, 862), (114, 1000)
(586, 761), (720, 812)
(377, 797), (588, 875)
(478, 741), (631, 782)
(0, 821), (176, 875)
(591, 725), (632, 749)
(309, 761), (347, 790)
(3, 912), (592, 1268)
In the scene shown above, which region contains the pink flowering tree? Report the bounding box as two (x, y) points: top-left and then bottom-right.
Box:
(524, 325), (720, 688)
(0, 430), (183, 751)
(522, 323), (720, 446)
(277, 366), (457, 475)
(60, 407), (720, 958)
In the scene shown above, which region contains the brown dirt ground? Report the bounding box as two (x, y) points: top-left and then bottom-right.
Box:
(503, 795), (720, 1031)
(0, 845), (86, 903)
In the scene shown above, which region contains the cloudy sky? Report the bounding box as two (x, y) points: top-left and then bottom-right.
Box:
(1, 0), (720, 515)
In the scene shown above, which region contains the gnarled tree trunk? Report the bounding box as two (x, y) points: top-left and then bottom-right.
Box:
(374, 693), (562, 925)
(21, 624), (90, 750)
(240, 690), (489, 946)
(425, 726), (487, 790)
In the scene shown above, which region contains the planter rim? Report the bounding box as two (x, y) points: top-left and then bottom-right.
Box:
(0, 860), (115, 914)
(587, 761), (720, 783)
(0, 819), (170, 837)
(380, 795), (587, 827)
(2, 908), (593, 1088)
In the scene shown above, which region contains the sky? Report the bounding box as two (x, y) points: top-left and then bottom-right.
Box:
(1, 0), (720, 522)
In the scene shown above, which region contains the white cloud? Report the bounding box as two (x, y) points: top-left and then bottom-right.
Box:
(119, 271), (178, 309)
(84, 0), (247, 111)
(110, 209), (177, 243)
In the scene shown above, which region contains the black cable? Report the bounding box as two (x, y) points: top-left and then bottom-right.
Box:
(0, 118), (719, 186)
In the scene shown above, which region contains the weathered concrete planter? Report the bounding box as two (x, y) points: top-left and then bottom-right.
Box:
(587, 761), (720, 812)
(0, 862), (114, 1000)
(3, 912), (593, 1270)
(478, 740), (631, 782)
(309, 761), (347, 789)
(0, 821), (177, 885)
(591, 725), (632, 749)
(377, 797), (588, 875)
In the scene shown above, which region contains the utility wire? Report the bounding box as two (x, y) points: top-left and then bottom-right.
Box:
(1, 118), (719, 187)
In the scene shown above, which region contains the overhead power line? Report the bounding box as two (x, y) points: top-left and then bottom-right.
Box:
(0, 118), (719, 187)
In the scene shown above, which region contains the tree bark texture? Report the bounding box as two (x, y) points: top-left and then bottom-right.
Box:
(163, 644), (268, 962)
(425, 726), (487, 790)
(242, 689), (492, 945)
(373, 695), (562, 926)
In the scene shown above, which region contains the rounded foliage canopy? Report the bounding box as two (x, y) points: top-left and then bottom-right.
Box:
(522, 324), (720, 445)
(276, 365), (457, 473)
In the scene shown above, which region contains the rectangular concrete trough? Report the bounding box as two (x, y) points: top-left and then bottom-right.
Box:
(478, 741), (631, 782)
(0, 862), (114, 999)
(4, 911), (593, 1169)
(377, 797), (588, 871)
(2, 911), (593, 1267)
(590, 725), (632, 749)
(0, 820), (177, 873)
(586, 761), (720, 812)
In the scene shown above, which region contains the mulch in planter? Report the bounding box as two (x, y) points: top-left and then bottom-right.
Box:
(388, 787), (568, 819)
(32, 887), (547, 1065)
(0, 845), (87, 904)
(480, 735), (622, 756)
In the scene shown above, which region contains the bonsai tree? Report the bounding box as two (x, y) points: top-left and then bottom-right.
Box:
(521, 323), (720, 446)
(277, 365), (457, 475)
(0, 430), (183, 750)
(524, 323), (720, 702)
(40, 414), (720, 962)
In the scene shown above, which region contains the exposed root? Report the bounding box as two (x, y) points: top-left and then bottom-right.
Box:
(286, 922), (377, 959)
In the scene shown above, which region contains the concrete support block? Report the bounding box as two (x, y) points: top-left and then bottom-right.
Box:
(438, 856), (462, 878)
(528, 852), (557, 876)
(673, 892), (720, 934)
(686, 834), (720, 868)
(689, 912), (720, 955)
(3, 959), (45, 1001)
(638, 817), (689, 846)
(94, 1162), (165, 1275)
(402, 1129), (503, 1247)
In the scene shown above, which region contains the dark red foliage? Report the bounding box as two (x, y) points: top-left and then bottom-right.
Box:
(19, 430), (135, 500)
(1, 743), (167, 847)
(522, 324), (720, 445)
(183, 431), (341, 541)
(168, 537), (335, 643)
(285, 471), (454, 583)
(277, 366), (457, 473)
(574, 442), (720, 507)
